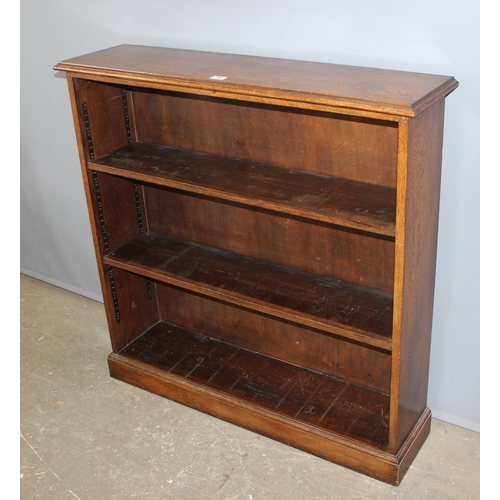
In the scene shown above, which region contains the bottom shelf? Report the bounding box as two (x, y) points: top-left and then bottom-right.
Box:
(115, 321), (390, 449)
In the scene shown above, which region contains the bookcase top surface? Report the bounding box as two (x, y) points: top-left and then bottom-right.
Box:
(55, 44), (458, 117)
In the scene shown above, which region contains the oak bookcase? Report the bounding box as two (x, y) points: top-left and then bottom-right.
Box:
(54, 45), (458, 485)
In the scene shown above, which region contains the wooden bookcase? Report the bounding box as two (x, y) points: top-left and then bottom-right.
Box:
(54, 45), (458, 485)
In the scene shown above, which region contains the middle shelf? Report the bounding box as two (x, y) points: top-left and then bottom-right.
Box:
(104, 232), (394, 350)
(89, 142), (397, 237)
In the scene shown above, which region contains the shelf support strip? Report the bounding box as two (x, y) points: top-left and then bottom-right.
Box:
(122, 90), (153, 301)
(82, 102), (121, 323)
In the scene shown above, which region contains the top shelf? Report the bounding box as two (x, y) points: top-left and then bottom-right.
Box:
(54, 44), (458, 117)
(90, 142), (396, 237)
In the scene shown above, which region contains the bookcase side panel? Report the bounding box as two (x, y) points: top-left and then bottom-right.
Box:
(65, 75), (121, 339)
(89, 174), (160, 351)
(73, 79), (131, 159)
(392, 99), (446, 451)
(71, 78), (160, 351)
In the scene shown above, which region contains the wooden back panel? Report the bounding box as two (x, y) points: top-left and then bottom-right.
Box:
(131, 90), (398, 187)
(156, 284), (392, 393)
(146, 186), (395, 293)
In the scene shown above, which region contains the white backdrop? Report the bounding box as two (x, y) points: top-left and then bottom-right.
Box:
(20, 0), (479, 431)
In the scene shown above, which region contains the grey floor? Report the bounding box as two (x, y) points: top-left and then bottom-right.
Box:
(20, 274), (480, 499)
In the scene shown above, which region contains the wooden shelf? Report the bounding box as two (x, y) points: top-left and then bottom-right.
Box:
(54, 44), (458, 118)
(116, 321), (390, 450)
(104, 232), (393, 350)
(90, 142), (396, 237)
